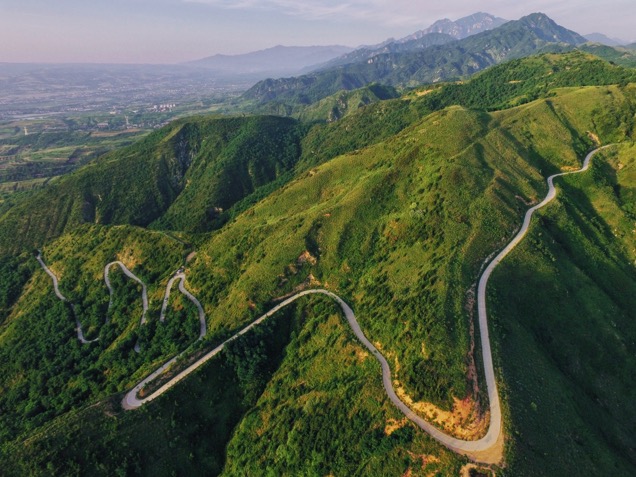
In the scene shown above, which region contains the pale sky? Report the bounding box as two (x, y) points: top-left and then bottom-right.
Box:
(1, 0), (634, 64)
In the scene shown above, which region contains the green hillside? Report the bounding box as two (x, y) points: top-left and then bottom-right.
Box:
(0, 225), (196, 441)
(3, 52), (632, 257)
(414, 51), (636, 112)
(0, 53), (635, 476)
(579, 44), (636, 68)
(287, 83), (399, 122)
(0, 115), (303, 252)
(491, 139), (636, 475)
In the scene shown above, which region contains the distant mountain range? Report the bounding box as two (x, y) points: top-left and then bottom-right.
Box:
(311, 33), (456, 71)
(185, 13), (628, 93)
(187, 45), (353, 77)
(584, 33), (627, 46)
(243, 13), (587, 106)
(399, 11), (508, 41)
(308, 12), (507, 72)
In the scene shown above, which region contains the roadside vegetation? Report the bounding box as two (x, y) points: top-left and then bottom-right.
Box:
(490, 143), (636, 475)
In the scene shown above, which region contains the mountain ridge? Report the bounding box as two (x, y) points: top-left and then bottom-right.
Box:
(399, 11), (508, 42)
(2, 51), (635, 255)
(309, 32), (456, 72)
(242, 13), (587, 106)
(584, 32), (628, 46)
(306, 12), (507, 73)
(2, 80), (635, 476)
(188, 45), (354, 76)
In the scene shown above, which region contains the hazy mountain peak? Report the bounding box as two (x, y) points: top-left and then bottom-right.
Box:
(398, 11), (508, 42)
(584, 32), (627, 46)
(244, 12), (595, 106)
(187, 45), (354, 77)
(517, 12), (587, 45)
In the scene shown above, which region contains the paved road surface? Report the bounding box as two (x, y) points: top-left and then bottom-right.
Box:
(36, 253), (98, 344)
(104, 261), (148, 325)
(160, 272), (207, 340)
(122, 146), (610, 460)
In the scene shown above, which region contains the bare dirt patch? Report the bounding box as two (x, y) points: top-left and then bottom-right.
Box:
(394, 384), (489, 440)
(404, 451), (441, 476)
(297, 250), (317, 266)
(460, 463), (495, 477)
(464, 286), (481, 410)
(116, 247), (142, 269)
(515, 194), (536, 206)
(587, 131), (600, 146)
(414, 88), (435, 97)
(385, 417), (408, 435)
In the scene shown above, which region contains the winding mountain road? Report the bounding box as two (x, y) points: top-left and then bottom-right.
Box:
(36, 253), (98, 344)
(40, 146), (611, 464)
(37, 259), (202, 347)
(104, 261), (148, 325)
(160, 271), (207, 340)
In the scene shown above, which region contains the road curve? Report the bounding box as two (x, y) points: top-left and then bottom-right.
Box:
(38, 256), (207, 350)
(470, 144), (613, 454)
(104, 261), (149, 325)
(36, 253), (98, 344)
(160, 272), (207, 340)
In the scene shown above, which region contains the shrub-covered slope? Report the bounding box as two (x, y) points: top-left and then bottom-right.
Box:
(0, 115), (304, 251)
(490, 141), (636, 476)
(0, 225), (191, 442)
(415, 51), (636, 112)
(2, 52), (633, 256)
(283, 83), (399, 122)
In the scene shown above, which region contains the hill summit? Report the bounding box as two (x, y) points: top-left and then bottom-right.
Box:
(399, 11), (508, 42)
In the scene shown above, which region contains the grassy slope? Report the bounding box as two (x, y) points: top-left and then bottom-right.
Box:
(189, 85), (634, 475)
(490, 142), (636, 475)
(221, 297), (462, 476)
(413, 51), (636, 112)
(580, 44), (636, 68)
(0, 85), (635, 474)
(293, 84), (399, 122)
(187, 85), (622, 403)
(152, 116), (304, 232)
(2, 53), (632, 256)
(0, 115), (304, 253)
